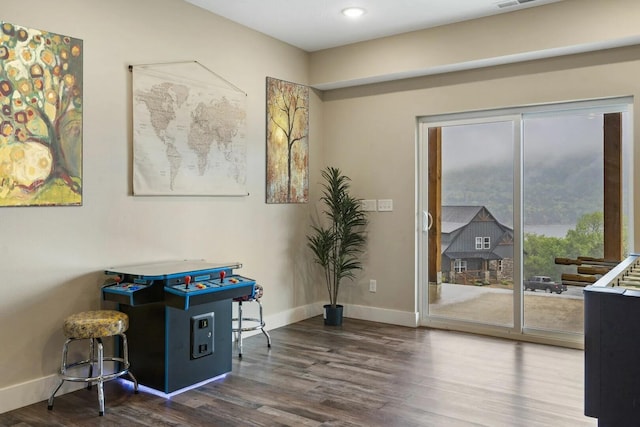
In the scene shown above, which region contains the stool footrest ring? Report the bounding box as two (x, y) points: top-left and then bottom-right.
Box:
(61, 358), (130, 383)
(232, 317), (266, 332)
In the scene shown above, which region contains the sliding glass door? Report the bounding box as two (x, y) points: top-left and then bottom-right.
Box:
(426, 118), (516, 327)
(522, 112), (603, 334)
(418, 98), (631, 343)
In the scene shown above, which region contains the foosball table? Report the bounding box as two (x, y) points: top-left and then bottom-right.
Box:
(584, 253), (640, 426)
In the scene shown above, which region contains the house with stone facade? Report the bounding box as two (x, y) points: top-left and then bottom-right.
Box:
(441, 206), (514, 284)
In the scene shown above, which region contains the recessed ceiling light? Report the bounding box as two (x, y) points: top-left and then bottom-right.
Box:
(342, 7), (366, 18)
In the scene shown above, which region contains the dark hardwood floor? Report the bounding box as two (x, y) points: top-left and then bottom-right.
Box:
(0, 317), (596, 426)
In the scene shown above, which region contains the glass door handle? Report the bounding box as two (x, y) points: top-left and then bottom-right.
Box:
(423, 211), (433, 231)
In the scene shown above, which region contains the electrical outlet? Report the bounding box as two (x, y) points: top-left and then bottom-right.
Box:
(369, 279), (377, 292)
(377, 199), (393, 211)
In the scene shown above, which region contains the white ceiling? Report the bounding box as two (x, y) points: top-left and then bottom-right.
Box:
(184, 0), (565, 52)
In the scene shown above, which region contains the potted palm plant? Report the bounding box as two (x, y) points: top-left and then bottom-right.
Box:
(307, 166), (368, 326)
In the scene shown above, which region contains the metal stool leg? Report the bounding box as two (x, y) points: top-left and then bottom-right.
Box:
(258, 300), (271, 348)
(87, 338), (95, 390)
(120, 334), (139, 393)
(47, 379), (63, 410)
(48, 338), (72, 410)
(96, 338), (105, 416)
(237, 300), (243, 358)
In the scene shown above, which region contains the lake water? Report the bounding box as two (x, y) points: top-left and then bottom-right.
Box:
(525, 224), (575, 238)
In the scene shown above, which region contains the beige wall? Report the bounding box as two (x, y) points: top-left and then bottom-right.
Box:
(3, 0), (640, 414)
(310, 0), (640, 89)
(322, 45), (640, 318)
(0, 0), (322, 412)
(312, 0), (640, 319)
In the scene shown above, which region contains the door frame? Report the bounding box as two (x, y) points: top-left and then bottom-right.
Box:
(416, 97), (633, 348)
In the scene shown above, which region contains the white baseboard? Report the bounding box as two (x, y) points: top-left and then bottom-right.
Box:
(0, 374), (84, 415)
(232, 302), (323, 340)
(265, 302), (324, 329)
(343, 303), (419, 327)
(1, 302), (415, 414)
(255, 302), (417, 332)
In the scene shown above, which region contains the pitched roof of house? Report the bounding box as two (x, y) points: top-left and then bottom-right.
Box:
(440, 205), (514, 261)
(441, 205), (485, 234)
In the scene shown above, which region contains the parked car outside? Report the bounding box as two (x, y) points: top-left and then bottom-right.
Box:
(524, 275), (567, 294)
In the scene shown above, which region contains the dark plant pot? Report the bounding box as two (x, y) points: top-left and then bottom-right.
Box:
(324, 304), (344, 326)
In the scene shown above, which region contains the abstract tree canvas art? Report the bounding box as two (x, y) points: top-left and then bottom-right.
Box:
(266, 77), (308, 204)
(0, 22), (82, 206)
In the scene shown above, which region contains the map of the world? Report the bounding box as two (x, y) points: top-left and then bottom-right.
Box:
(132, 61), (247, 196)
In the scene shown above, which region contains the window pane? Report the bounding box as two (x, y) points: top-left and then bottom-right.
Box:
(429, 121), (514, 327)
(523, 113), (604, 334)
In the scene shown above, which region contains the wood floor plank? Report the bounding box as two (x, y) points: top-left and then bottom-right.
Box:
(0, 317), (595, 426)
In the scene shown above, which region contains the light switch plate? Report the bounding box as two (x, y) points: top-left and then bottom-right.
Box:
(362, 199), (377, 212)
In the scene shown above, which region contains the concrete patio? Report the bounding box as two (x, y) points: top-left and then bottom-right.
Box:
(428, 283), (584, 334)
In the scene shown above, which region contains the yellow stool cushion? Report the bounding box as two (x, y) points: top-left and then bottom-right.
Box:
(63, 310), (129, 339)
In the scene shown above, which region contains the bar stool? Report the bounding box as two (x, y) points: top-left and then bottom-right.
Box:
(232, 284), (271, 358)
(47, 310), (138, 416)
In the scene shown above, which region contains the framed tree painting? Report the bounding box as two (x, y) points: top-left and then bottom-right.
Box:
(266, 77), (308, 204)
(0, 22), (83, 206)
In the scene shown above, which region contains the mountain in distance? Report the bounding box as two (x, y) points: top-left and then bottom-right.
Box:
(442, 152), (603, 227)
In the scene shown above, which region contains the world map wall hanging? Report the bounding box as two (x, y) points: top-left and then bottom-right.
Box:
(0, 22), (83, 207)
(131, 61), (248, 196)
